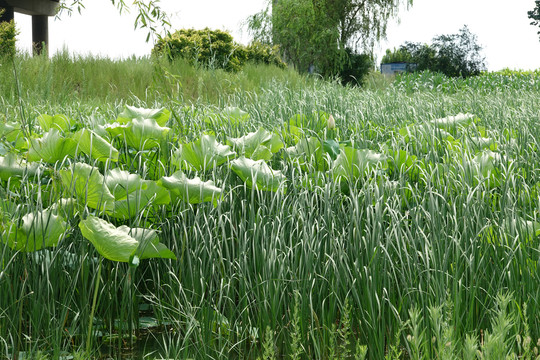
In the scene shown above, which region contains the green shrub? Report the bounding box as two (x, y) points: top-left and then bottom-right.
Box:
(0, 9), (17, 58)
(339, 48), (373, 86)
(153, 28), (242, 72)
(245, 42), (286, 69)
(153, 28), (286, 72)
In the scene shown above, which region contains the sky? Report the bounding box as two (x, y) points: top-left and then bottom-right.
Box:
(13, 0), (540, 71)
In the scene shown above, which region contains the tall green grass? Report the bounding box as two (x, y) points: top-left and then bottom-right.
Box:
(0, 51), (313, 106)
(1, 57), (539, 359)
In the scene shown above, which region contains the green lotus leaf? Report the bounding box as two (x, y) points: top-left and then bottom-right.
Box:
(0, 153), (40, 180)
(79, 216), (176, 263)
(484, 216), (540, 246)
(222, 107), (249, 124)
(105, 168), (145, 199)
(332, 147), (387, 181)
(106, 172), (171, 220)
(106, 118), (170, 150)
(227, 128), (283, 160)
(430, 113), (474, 130)
(174, 135), (236, 172)
(249, 145), (273, 161)
(117, 105), (171, 126)
(289, 112), (328, 134)
(0, 121), (22, 141)
(49, 198), (79, 219)
(37, 114), (73, 133)
(467, 136), (497, 151)
(464, 150), (504, 187)
(160, 171), (222, 206)
(59, 163), (115, 212)
(1, 210), (67, 252)
(230, 157), (287, 192)
(72, 128), (119, 162)
(285, 137), (326, 171)
(322, 139), (340, 160)
(27, 129), (77, 163)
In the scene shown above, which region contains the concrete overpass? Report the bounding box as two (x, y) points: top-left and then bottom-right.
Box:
(0, 0), (60, 54)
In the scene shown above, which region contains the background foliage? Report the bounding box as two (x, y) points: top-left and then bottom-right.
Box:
(153, 28), (285, 72)
(0, 9), (17, 58)
(382, 26), (486, 77)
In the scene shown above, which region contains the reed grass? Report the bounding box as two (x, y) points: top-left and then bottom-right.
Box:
(0, 55), (539, 359)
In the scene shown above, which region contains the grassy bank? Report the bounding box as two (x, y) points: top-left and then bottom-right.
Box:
(1, 57), (540, 359)
(0, 52), (313, 106)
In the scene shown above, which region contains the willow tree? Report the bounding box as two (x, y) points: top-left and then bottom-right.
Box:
(248, 0), (413, 76)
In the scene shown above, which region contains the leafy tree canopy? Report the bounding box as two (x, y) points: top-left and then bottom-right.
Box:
(382, 26), (486, 78)
(247, 0), (408, 80)
(529, 0), (540, 40)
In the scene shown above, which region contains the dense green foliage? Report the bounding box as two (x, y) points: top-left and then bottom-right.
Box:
(382, 26), (486, 77)
(247, 0), (406, 82)
(529, 0), (540, 39)
(0, 9), (16, 58)
(1, 55), (540, 359)
(339, 48), (374, 86)
(153, 28), (285, 72)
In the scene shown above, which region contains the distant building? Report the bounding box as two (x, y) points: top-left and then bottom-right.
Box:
(380, 62), (417, 75)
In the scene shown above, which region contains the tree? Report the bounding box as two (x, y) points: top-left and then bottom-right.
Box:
(529, 0), (540, 40)
(382, 26), (486, 78)
(58, 0), (170, 41)
(431, 25), (485, 77)
(247, 0), (412, 77)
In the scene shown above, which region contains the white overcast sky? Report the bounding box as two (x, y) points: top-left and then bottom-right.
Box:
(14, 0), (540, 71)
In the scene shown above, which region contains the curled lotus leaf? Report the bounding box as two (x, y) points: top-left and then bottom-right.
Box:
(227, 128), (283, 161)
(160, 171), (222, 206)
(332, 147), (387, 181)
(72, 128), (119, 163)
(174, 135), (236, 172)
(1, 210), (67, 252)
(59, 163), (115, 212)
(79, 216), (176, 263)
(117, 105), (171, 126)
(230, 157), (287, 192)
(27, 129), (77, 163)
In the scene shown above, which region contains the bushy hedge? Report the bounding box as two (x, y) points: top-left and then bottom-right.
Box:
(153, 28), (285, 72)
(0, 9), (16, 58)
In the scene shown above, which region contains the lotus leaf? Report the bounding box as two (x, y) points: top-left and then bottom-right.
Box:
(227, 128), (283, 161)
(59, 163), (115, 212)
(1, 210), (67, 252)
(27, 129), (77, 163)
(73, 128), (119, 162)
(230, 157), (287, 192)
(174, 135), (235, 172)
(160, 171), (222, 206)
(431, 113), (474, 129)
(285, 137), (325, 171)
(37, 114), (73, 133)
(105, 169), (170, 219)
(332, 147), (387, 181)
(117, 105), (171, 127)
(0, 153), (40, 180)
(79, 216), (176, 263)
(106, 118), (170, 150)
